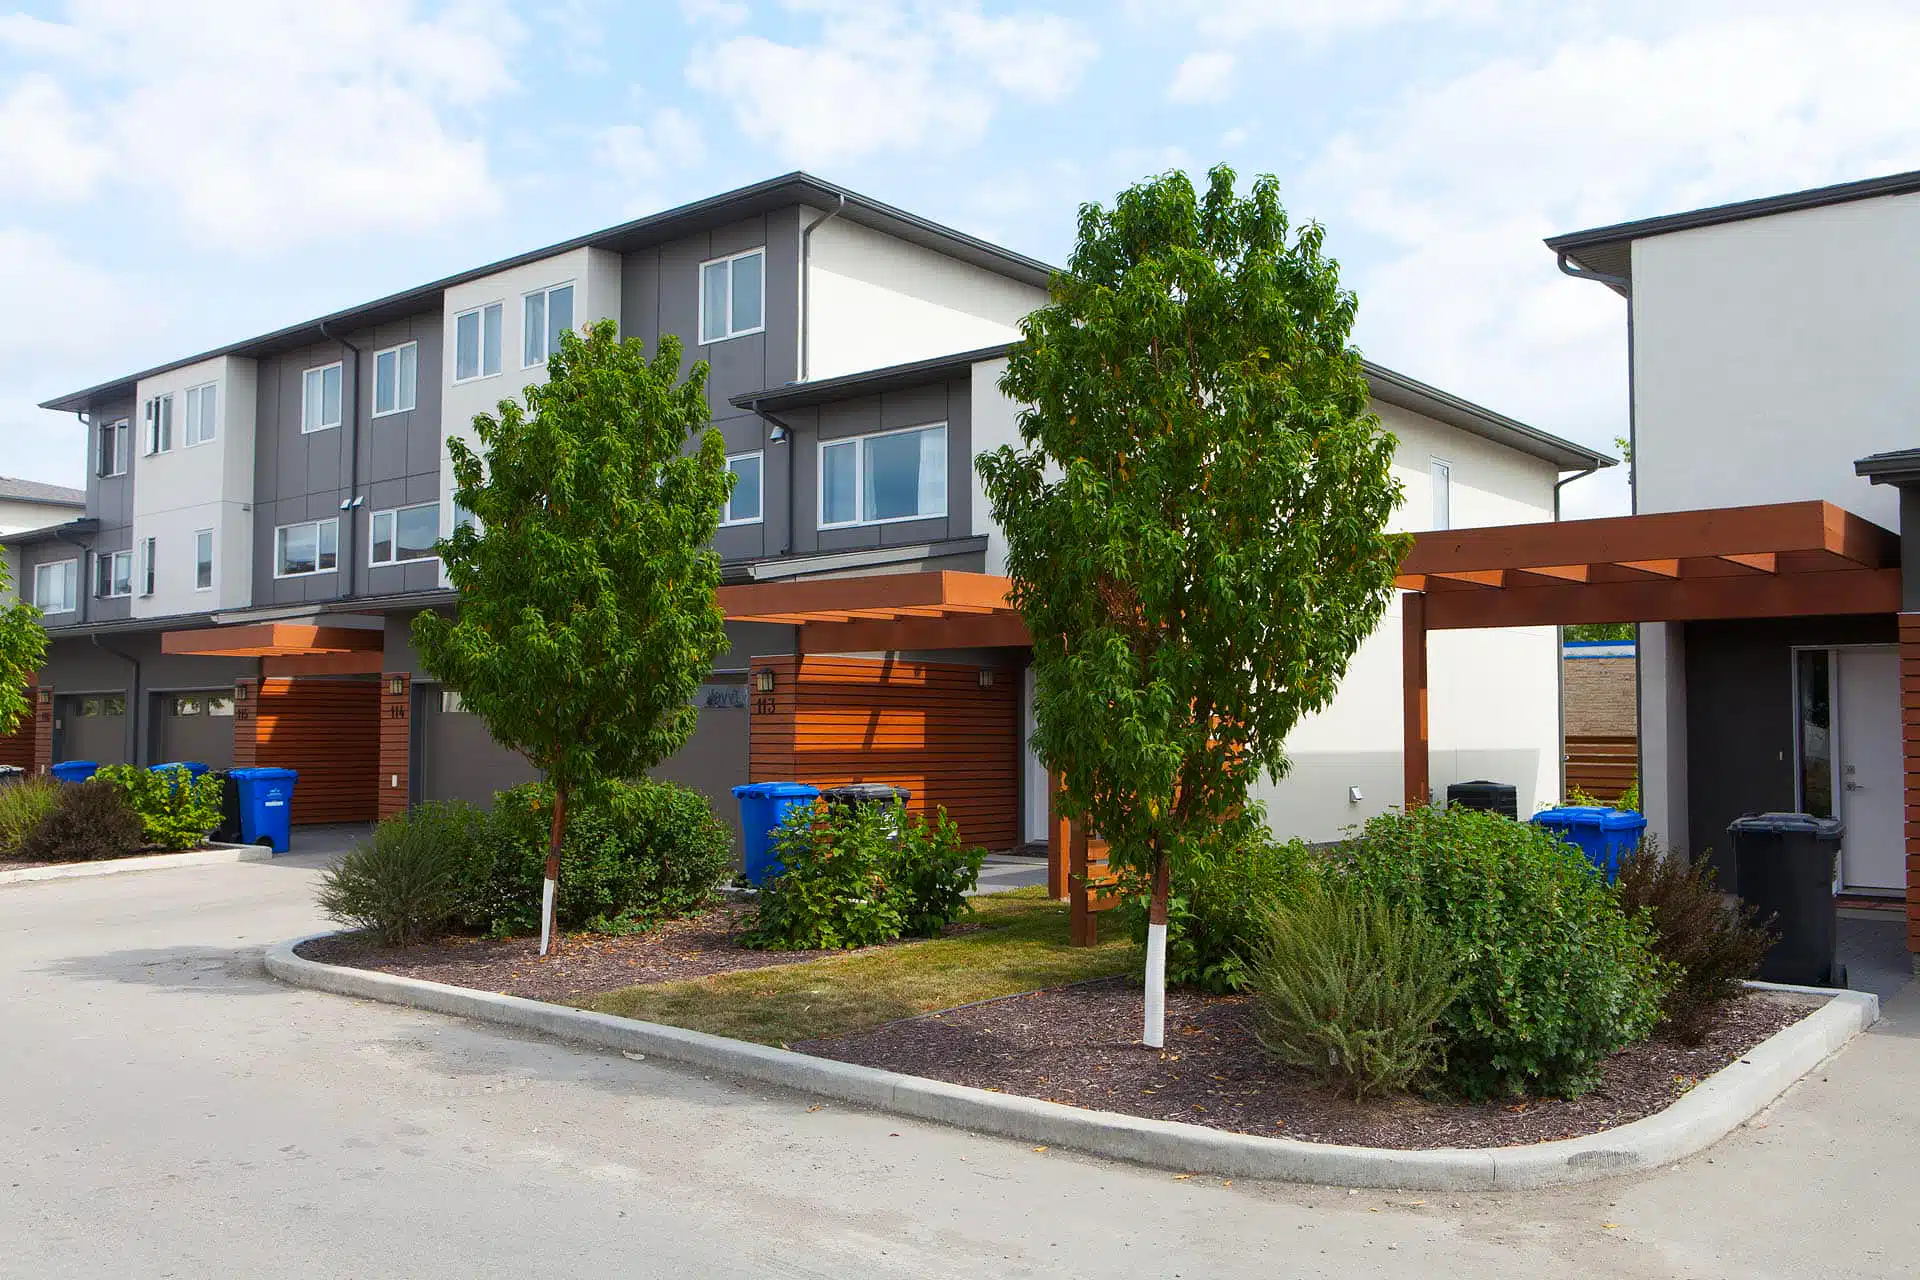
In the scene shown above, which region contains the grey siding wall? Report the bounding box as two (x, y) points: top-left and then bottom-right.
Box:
(82, 393), (138, 622)
(254, 311), (444, 607)
(622, 208), (802, 565)
(38, 634), (256, 767)
(17, 540), (89, 626)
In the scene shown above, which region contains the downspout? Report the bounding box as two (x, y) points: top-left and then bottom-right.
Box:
(799, 195), (846, 382)
(320, 321), (364, 600)
(90, 634), (141, 765)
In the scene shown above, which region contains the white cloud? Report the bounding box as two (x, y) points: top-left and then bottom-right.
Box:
(680, 0), (750, 24)
(1299, 5), (1920, 517)
(0, 0), (524, 247)
(0, 75), (113, 202)
(687, 1), (1097, 166)
(1175, 0), (1497, 40)
(596, 108), (706, 186)
(1166, 51), (1233, 104)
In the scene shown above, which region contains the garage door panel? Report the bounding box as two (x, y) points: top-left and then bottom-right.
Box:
(418, 688), (540, 807)
(154, 692), (236, 769)
(55, 694), (127, 766)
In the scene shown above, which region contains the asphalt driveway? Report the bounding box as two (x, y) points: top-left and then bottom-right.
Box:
(4, 856), (1917, 1278)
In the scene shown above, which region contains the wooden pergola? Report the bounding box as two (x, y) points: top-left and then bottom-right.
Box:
(1397, 499), (1901, 809)
(716, 571), (1029, 651)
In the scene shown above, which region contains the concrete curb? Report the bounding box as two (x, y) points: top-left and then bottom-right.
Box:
(0, 844), (276, 886)
(265, 938), (1879, 1191)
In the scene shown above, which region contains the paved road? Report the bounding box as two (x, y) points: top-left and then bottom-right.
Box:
(4, 858), (1917, 1278)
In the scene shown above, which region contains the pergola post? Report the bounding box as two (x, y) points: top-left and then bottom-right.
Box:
(1403, 592), (1429, 810)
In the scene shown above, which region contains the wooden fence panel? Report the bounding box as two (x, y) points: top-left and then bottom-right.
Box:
(1565, 734), (1638, 802)
(250, 677), (380, 824)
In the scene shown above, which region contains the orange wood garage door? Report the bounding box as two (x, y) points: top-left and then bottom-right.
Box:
(244, 677), (378, 824)
(748, 654), (1019, 851)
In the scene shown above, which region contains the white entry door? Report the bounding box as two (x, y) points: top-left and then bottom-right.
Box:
(1837, 646), (1903, 893)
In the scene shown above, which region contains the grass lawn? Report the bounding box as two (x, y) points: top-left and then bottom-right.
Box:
(579, 887), (1137, 1046)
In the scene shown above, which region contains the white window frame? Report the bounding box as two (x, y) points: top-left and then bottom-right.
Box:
(193, 528), (214, 593)
(98, 418), (130, 477)
(722, 451), (764, 527)
(96, 549), (132, 599)
(368, 502), (442, 567)
(33, 559), (77, 614)
(816, 423), (949, 530)
(1430, 457), (1452, 532)
(453, 301), (504, 383)
(521, 281), (577, 369)
(273, 518), (340, 579)
(139, 536), (156, 596)
(182, 382), (217, 447)
(302, 362), (343, 434)
(143, 393), (174, 455)
(372, 341), (419, 418)
(698, 247), (766, 345)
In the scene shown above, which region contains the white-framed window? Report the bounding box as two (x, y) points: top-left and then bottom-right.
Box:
(274, 518), (339, 577)
(143, 393), (174, 455)
(369, 502), (440, 566)
(440, 689), (468, 713)
(207, 695), (235, 717)
(699, 247), (765, 344)
(95, 549), (132, 599)
(33, 559), (77, 614)
(139, 536), (156, 596)
(454, 302), (503, 381)
(193, 528), (214, 592)
(97, 418), (130, 477)
(373, 341), (418, 417)
(1430, 457), (1452, 531)
(723, 452), (763, 526)
(302, 362), (343, 433)
(183, 382), (217, 446)
(522, 282), (576, 368)
(818, 424), (948, 529)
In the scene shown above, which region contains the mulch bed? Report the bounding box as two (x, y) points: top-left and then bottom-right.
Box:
(296, 904), (837, 1004)
(796, 979), (1822, 1150)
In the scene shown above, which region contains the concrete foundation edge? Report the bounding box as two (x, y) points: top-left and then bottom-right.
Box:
(0, 845), (276, 886)
(264, 939), (1880, 1192)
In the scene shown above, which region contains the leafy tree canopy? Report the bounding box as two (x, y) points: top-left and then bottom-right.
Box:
(0, 556), (45, 735)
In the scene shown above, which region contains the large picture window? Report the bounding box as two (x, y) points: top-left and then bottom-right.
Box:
(818, 424), (947, 529)
(274, 518), (339, 577)
(33, 559), (77, 613)
(370, 503), (440, 565)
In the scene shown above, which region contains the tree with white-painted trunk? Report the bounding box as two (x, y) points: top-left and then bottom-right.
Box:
(412, 320), (731, 956)
(979, 166), (1404, 1047)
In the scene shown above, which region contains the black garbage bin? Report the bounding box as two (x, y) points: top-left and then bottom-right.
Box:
(821, 784), (911, 835)
(1446, 780), (1518, 820)
(209, 770), (244, 844)
(1728, 812), (1845, 988)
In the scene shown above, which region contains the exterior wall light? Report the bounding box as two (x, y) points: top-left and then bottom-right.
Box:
(754, 669), (776, 694)
(977, 669), (995, 688)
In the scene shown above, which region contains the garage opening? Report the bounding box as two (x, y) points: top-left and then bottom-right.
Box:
(151, 690), (237, 769)
(54, 693), (127, 765)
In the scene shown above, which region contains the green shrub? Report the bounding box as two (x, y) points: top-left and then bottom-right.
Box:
(1614, 838), (1775, 1045)
(1117, 811), (1316, 993)
(1337, 806), (1667, 1100)
(467, 780), (733, 936)
(741, 800), (985, 950)
(318, 801), (487, 946)
(96, 764), (224, 851)
(1250, 880), (1461, 1099)
(0, 777), (61, 857)
(17, 779), (145, 863)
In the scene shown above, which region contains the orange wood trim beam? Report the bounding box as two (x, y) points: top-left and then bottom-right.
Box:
(1425, 567), (1900, 630)
(1616, 559), (1681, 578)
(1430, 570), (1505, 588)
(799, 613), (1031, 653)
(262, 652), (386, 677)
(719, 570), (1013, 623)
(162, 622), (384, 657)
(1403, 593), (1429, 810)
(1718, 552), (1778, 573)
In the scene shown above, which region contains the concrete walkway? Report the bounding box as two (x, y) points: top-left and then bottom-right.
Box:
(4, 858), (1917, 1278)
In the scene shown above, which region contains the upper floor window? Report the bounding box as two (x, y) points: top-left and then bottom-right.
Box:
(303, 362), (343, 433)
(1430, 458), (1451, 531)
(143, 393), (173, 455)
(95, 549), (132, 599)
(523, 283), (576, 368)
(274, 518), (339, 578)
(370, 502), (440, 566)
(373, 341), (418, 417)
(139, 536), (156, 596)
(33, 559), (77, 614)
(194, 528), (214, 592)
(96, 418), (130, 478)
(723, 452), (763, 526)
(183, 383), (217, 447)
(455, 302), (503, 382)
(700, 248), (764, 344)
(818, 424), (947, 529)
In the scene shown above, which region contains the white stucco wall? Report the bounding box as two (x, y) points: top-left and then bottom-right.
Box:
(131, 354), (256, 615)
(968, 356), (1022, 577)
(0, 497), (78, 535)
(805, 216), (1047, 380)
(1631, 190), (1920, 526)
(1246, 401), (1563, 841)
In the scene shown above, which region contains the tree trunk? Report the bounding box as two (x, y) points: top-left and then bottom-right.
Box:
(539, 781), (567, 957)
(1143, 848), (1170, 1048)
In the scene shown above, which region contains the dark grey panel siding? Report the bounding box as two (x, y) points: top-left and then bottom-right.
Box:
(1682, 615), (1897, 876)
(84, 395), (137, 535)
(38, 635), (255, 767)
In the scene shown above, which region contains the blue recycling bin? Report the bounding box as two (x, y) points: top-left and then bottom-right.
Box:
(732, 782), (820, 885)
(1532, 805), (1648, 880)
(149, 761), (210, 782)
(50, 760), (98, 783)
(229, 766), (298, 853)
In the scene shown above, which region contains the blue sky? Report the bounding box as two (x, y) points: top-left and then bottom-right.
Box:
(4, 0), (1918, 518)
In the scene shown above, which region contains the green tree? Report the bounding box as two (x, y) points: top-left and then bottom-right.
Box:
(413, 319), (731, 954)
(979, 166), (1407, 1046)
(0, 556), (45, 736)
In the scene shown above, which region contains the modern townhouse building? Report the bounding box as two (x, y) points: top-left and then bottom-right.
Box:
(14, 173), (1606, 855)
